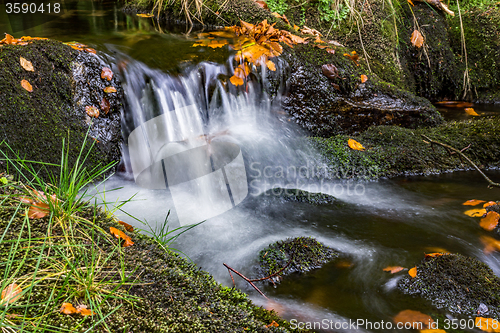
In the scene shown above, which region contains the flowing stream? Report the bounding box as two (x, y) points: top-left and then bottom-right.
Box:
(3, 2), (500, 331)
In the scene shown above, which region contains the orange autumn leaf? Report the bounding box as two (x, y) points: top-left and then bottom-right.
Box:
(118, 220), (134, 232)
(27, 201), (50, 219)
(475, 317), (500, 332)
(20, 57), (34, 72)
(484, 201), (497, 208)
(408, 266), (417, 278)
(463, 199), (486, 206)
(21, 79), (33, 92)
(136, 13), (154, 17)
(104, 86), (117, 93)
(101, 67), (113, 81)
(230, 67), (246, 87)
(348, 139), (365, 151)
(407, 0), (415, 5)
(465, 107), (479, 116)
(360, 74), (368, 83)
(425, 253), (446, 259)
(1, 283), (22, 305)
(480, 235), (500, 255)
(266, 60), (276, 71)
(60, 302), (77, 315)
(110, 227), (134, 247)
(76, 304), (95, 316)
(343, 51), (359, 65)
(266, 320), (279, 328)
(383, 266), (405, 274)
(85, 106), (99, 118)
(480, 211), (500, 231)
(464, 208), (487, 217)
(411, 30), (424, 48)
(393, 310), (433, 329)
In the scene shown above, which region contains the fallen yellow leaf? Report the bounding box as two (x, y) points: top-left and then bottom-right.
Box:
(20, 57), (34, 71)
(464, 208), (487, 217)
(463, 199), (486, 206)
(60, 302), (77, 315)
(465, 107), (479, 116)
(480, 211), (500, 231)
(348, 139), (365, 151)
(21, 79), (33, 92)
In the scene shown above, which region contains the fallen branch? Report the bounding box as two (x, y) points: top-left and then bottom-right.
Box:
(422, 134), (500, 189)
(223, 254), (295, 299)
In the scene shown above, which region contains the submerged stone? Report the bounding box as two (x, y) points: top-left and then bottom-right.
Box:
(259, 236), (338, 283)
(399, 253), (500, 318)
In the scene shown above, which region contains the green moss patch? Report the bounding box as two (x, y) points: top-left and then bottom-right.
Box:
(258, 237), (338, 283)
(398, 253), (500, 318)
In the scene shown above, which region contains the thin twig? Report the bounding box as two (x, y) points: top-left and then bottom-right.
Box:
(223, 263), (268, 299)
(421, 134), (500, 189)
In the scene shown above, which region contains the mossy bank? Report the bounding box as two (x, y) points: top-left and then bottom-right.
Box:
(0, 182), (308, 332)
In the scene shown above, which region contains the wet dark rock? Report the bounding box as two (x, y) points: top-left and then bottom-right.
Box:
(281, 44), (443, 137)
(259, 237), (338, 284)
(261, 188), (337, 205)
(399, 253), (500, 318)
(0, 39), (122, 176)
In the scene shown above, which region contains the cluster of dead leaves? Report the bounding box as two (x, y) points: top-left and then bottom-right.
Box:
(84, 67), (116, 118)
(0, 34), (47, 46)
(463, 199), (500, 254)
(63, 41), (96, 54)
(60, 302), (95, 316)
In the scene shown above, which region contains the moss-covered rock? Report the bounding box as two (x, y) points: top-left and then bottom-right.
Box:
(258, 237), (338, 283)
(311, 117), (500, 180)
(398, 253), (500, 318)
(261, 188), (338, 205)
(0, 40), (122, 176)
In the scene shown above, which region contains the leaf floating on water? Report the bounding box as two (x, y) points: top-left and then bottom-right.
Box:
(480, 235), (500, 255)
(110, 227), (134, 247)
(480, 211), (500, 231)
(136, 13), (154, 17)
(118, 220), (134, 232)
(1, 283), (22, 305)
(475, 317), (500, 332)
(465, 107), (479, 116)
(101, 67), (113, 81)
(393, 310), (433, 329)
(21, 79), (33, 92)
(484, 201), (497, 208)
(463, 199), (486, 206)
(85, 106), (99, 118)
(20, 57), (34, 71)
(360, 74), (368, 83)
(408, 266), (417, 278)
(348, 139), (365, 151)
(411, 30), (424, 48)
(60, 302), (77, 315)
(464, 208), (487, 217)
(383, 266), (405, 274)
(104, 86), (117, 93)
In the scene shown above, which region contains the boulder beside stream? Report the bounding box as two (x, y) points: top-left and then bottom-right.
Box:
(399, 253), (500, 318)
(0, 39), (122, 176)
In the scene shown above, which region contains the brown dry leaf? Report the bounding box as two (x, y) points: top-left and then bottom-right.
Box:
(104, 86), (117, 93)
(21, 79), (33, 92)
(465, 107), (479, 116)
(464, 208), (487, 217)
(383, 266), (405, 274)
(100, 98), (110, 114)
(1, 283), (22, 305)
(27, 202), (50, 219)
(207, 39), (228, 49)
(241, 20), (255, 33)
(326, 48), (335, 54)
(480, 235), (500, 255)
(300, 26), (322, 37)
(85, 106), (100, 118)
(360, 74), (368, 83)
(266, 60), (276, 71)
(348, 139), (365, 151)
(393, 310), (433, 329)
(76, 305), (95, 316)
(475, 317), (500, 332)
(85, 48), (97, 54)
(281, 14), (290, 25)
(343, 51), (359, 65)
(408, 266), (417, 278)
(4, 34), (14, 45)
(110, 227), (134, 247)
(332, 83), (341, 91)
(463, 199), (486, 206)
(484, 201), (497, 208)
(255, 1), (268, 9)
(60, 302), (77, 315)
(480, 211), (500, 231)
(101, 67), (113, 81)
(287, 33), (306, 44)
(411, 30), (424, 48)
(322, 64), (339, 79)
(20, 57), (34, 72)
(137, 13), (154, 17)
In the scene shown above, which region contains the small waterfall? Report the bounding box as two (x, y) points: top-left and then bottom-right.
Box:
(118, 56), (325, 225)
